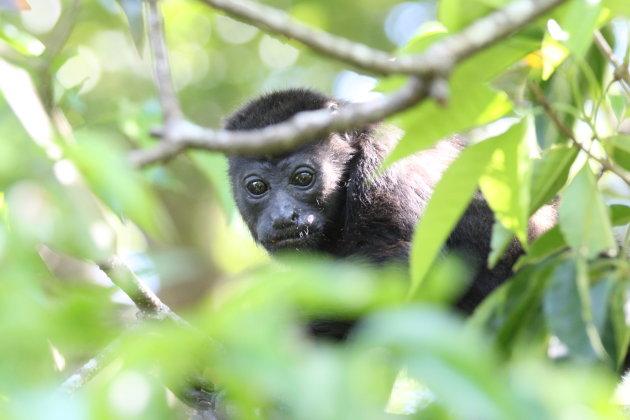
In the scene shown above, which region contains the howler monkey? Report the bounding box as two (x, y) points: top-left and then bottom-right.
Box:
(225, 88), (555, 338)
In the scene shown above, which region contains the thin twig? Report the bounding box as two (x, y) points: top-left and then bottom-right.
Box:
(146, 0), (182, 125)
(99, 256), (185, 322)
(529, 82), (630, 186)
(59, 336), (122, 394)
(594, 30), (630, 86)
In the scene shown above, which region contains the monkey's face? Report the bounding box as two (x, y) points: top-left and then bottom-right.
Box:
(228, 136), (352, 254)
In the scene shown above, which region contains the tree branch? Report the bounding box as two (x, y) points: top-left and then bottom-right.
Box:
(197, 0), (566, 76)
(130, 0), (567, 167)
(59, 336), (121, 394)
(61, 257), (221, 418)
(130, 76), (428, 167)
(99, 256), (185, 323)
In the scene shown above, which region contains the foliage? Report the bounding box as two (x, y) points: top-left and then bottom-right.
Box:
(0, 0), (629, 419)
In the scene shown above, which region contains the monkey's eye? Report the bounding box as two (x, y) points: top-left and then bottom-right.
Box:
(291, 170), (314, 187)
(246, 179), (268, 195)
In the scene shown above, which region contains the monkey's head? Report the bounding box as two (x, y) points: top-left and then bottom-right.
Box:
(225, 89), (355, 253)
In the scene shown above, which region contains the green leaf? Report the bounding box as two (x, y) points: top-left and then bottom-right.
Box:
(529, 145), (578, 214)
(479, 120), (530, 245)
(514, 226), (566, 271)
(611, 204), (630, 226)
(543, 258), (604, 362)
(356, 307), (534, 420)
(560, 0), (602, 61)
(472, 260), (555, 353)
(603, 135), (630, 171)
(409, 136), (500, 298)
(116, 0), (145, 52)
(609, 95), (628, 122)
(590, 275), (629, 368)
(558, 166), (617, 259)
(387, 36), (539, 165)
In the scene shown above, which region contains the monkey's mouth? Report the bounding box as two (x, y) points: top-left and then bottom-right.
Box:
(264, 229), (321, 252)
(270, 237), (304, 247)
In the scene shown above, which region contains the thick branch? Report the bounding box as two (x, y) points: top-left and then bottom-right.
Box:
(130, 77), (427, 167)
(198, 0), (566, 76)
(130, 0), (567, 167)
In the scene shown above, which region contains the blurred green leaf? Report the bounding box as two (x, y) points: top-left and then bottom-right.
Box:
(590, 275), (630, 368)
(609, 95), (628, 122)
(611, 204), (630, 226)
(356, 306), (540, 420)
(560, 0), (602, 61)
(67, 136), (169, 238)
(603, 0), (630, 17)
(116, 0), (145, 52)
(558, 166), (617, 259)
(190, 151), (234, 215)
(438, 0), (500, 31)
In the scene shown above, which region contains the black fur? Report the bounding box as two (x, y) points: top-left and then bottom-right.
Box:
(225, 88), (554, 337)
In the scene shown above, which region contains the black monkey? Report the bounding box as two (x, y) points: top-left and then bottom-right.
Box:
(225, 88), (555, 337)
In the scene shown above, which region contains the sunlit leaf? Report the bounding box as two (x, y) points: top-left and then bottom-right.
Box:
(387, 36), (538, 165)
(603, 0), (630, 17)
(479, 120), (530, 245)
(409, 136), (500, 298)
(559, 0), (602, 61)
